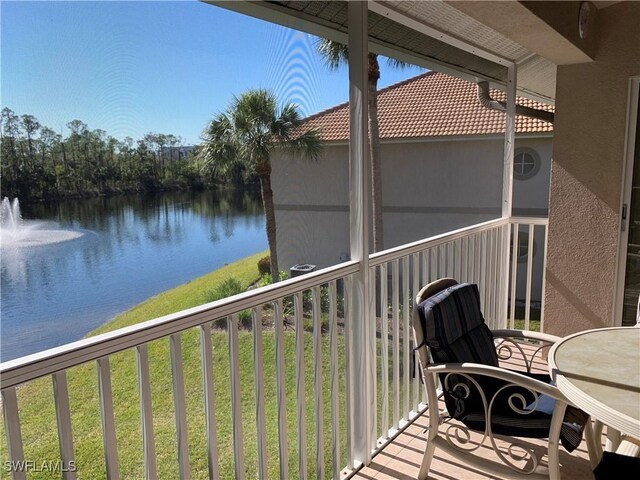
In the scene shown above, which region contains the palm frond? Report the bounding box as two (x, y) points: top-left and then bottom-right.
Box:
(199, 113), (239, 177)
(386, 57), (414, 70)
(315, 38), (349, 70)
(272, 103), (302, 138)
(281, 128), (323, 162)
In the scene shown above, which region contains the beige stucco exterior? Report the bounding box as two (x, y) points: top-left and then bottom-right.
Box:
(544, 1), (640, 336)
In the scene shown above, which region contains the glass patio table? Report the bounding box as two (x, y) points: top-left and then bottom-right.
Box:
(548, 327), (640, 440)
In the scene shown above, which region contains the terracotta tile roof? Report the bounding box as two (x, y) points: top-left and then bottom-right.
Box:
(302, 72), (554, 142)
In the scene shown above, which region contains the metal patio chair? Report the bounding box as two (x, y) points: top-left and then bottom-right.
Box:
(411, 278), (597, 480)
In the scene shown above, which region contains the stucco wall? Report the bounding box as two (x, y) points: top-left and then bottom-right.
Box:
(273, 135), (551, 302)
(544, 2), (640, 336)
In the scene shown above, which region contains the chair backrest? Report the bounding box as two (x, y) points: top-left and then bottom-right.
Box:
(413, 280), (499, 420)
(416, 281), (498, 367)
(412, 278), (458, 367)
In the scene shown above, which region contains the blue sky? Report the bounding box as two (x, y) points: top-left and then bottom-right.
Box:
(1, 0), (423, 145)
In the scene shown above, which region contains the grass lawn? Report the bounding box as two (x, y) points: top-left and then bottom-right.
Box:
(0, 251), (358, 479)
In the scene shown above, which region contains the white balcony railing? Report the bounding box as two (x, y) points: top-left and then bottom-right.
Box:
(0, 217), (547, 480)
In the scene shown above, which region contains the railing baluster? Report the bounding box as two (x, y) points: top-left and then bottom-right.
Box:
(430, 247), (437, 282)
(496, 227), (502, 323)
(199, 323), (220, 480)
(1, 387), (26, 480)
(497, 225), (507, 327)
(420, 253), (428, 405)
(97, 357), (119, 480)
(472, 233), (481, 283)
(312, 286), (324, 479)
(379, 263), (389, 438)
(411, 253), (420, 412)
(487, 229), (496, 326)
(52, 371), (77, 480)
(510, 225), (520, 329)
(368, 268), (377, 451)
(460, 237), (467, 283)
(228, 314), (245, 480)
(392, 259), (400, 430)
(170, 333), (190, 479)
(136, 344), (157, 480)
(540, 224), (549, 332)
(294, 291), (307, 479)
(344, 276), (355, 469)
(480, 231), (488, 312)
(252, 308), (268, 480)
(402, 256), (410, 420)
(525, 224), (535, 331)
(502, 224), (510, 327)
(328, 281), (340, 480)
(273, 299), (289, 479)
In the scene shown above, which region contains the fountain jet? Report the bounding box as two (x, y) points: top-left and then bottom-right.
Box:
(1, 197), (84, 247)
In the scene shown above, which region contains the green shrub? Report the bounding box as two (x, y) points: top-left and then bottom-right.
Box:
(257, 256), (271, 276)
(259, 270), (288, 286)
(203, 277), (252, 329)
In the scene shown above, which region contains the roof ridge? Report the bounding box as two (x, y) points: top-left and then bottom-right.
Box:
(302, 71), (438, 123)
(301, 99), (349, 123)
(375, 70), (438, 96)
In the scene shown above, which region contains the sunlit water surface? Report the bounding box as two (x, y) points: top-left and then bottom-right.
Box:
(0, 190), (266, 361)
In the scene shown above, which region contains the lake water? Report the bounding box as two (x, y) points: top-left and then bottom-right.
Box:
(0, 190), (267, 362)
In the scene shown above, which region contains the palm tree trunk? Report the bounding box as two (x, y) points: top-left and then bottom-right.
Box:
(258, 163), (280, 282)
(368, 55), (384, 253)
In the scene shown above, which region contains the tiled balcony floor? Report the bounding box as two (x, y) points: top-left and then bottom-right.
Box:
(352, 411), (598, 479)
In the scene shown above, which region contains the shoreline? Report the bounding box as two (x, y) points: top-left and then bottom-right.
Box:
(88, 250), (267, 338)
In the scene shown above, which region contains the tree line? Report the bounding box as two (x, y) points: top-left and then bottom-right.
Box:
(0, 107), (258, 202)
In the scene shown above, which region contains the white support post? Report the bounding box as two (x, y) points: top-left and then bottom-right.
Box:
(348, 0), (373, 466)
(501, 63), (517, 328)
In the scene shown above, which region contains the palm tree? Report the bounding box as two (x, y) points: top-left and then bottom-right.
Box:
(316, 40), (409, 253)
(200, 89), (323, 282)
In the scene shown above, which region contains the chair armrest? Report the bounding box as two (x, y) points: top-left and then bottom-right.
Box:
(491, 330), (558, 374)
(426, 362), (568, 403)
(492, 329), (562, 344)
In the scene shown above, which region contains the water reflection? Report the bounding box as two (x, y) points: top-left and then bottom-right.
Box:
(1, 189), (266, 361)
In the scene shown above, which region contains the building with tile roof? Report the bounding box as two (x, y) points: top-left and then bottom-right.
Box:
(272, 72), (553, 303)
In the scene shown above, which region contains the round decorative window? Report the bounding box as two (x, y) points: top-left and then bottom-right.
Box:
(513, 147), (541, 180)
